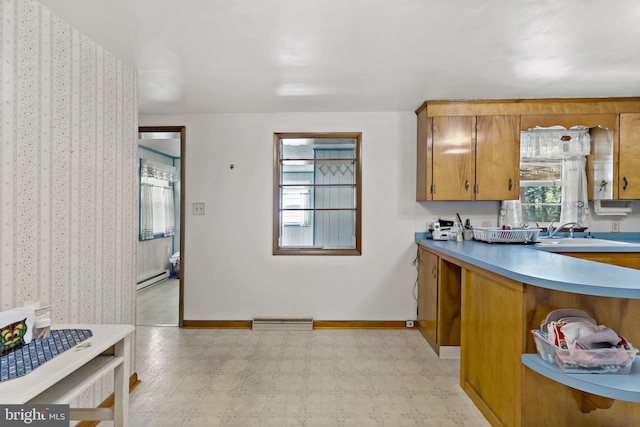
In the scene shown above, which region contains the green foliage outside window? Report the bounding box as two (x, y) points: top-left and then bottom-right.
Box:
(522, 186), (562, 223)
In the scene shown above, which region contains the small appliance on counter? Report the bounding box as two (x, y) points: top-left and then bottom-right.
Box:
(432, 223), (452, 240)
(431, 218), (460, 241)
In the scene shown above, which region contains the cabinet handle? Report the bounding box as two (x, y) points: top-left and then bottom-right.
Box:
(623, 177), (628, 190)
(508, 178), (513, 191)
(465, 180), (470, 191)
(431, 265), (437, 278)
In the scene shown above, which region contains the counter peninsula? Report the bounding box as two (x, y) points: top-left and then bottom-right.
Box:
(416, 237), (640, 427)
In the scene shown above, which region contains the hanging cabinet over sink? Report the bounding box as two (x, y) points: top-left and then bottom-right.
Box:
(416, 98), (640, 202)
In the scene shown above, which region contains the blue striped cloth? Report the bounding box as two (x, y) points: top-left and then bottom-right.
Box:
(0, 329), (93, 382)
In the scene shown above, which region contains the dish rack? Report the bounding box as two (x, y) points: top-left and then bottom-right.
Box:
(472, 227), (540, 244)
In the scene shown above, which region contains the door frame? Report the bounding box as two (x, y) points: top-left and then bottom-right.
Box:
(139, 125), (185, 327)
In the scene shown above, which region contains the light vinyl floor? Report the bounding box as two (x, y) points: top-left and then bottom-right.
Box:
(136, 279), (179, 326)
(125, 326), (491, 427)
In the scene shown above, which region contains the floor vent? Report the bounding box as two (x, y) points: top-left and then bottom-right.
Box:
(252, 318), (313, 331)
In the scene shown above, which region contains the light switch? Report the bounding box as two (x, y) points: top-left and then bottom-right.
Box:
(193, 202), (205, 215)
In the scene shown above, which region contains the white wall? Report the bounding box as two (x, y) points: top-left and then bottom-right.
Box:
(142, 111), (640, 322)
(137, 112), (521, 321)
(583, 202), (640, 233)
(140, 112), (425, 321)
(415, 200), (640, 233)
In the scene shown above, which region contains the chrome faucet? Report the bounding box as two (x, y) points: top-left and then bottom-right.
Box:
(547, 220), (582, 238)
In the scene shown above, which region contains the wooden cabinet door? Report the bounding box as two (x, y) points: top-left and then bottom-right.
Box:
(417, 247), (438, 350)
(462, 269), (524, 427)
(416, 108), (433, 201)
(619, 113), (640, 199)
(432, 116), (475, 200)
(475, 115), (520, 200)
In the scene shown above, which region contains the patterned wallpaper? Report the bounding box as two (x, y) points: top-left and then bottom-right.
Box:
(1, 0), (137, 369)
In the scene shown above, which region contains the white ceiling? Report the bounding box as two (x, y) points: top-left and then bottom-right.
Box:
(38, 0), (640, 116)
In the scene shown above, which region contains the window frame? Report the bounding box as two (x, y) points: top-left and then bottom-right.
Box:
(273, 132), (362, 256)
(519, 159), (563, 224)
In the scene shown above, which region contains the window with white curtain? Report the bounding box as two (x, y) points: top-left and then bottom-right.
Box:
(140, 159), (177, 240)
(519, 126), (590, 226)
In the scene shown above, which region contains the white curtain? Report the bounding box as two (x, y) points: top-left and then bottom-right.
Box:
(499, 200), (523, 227)
(560, 158), (589, 224)
(521, 126), (590, 227)
(520, 126), (591, 160)
(140, 183), (154, 240)
(140, 159), (178, 182)
(140, 159), (177, 239)
(163, 186), (176, 237)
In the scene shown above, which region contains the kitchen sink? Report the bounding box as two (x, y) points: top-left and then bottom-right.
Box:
(535, 238), (640, 247)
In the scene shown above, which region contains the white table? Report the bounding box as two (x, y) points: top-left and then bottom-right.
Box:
(0, 324), (134, 426)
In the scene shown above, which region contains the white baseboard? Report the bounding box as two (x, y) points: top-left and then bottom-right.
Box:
(136, 270), (170, 291)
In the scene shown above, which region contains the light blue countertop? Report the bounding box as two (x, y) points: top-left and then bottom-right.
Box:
(416, 235), (640, 299)
(416, 232), (640, 403)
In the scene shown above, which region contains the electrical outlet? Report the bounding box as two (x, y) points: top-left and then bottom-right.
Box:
(482, 221), (491, 227)
(612, 220), (620, 232)
(405, 320), (414, 328)
(193, 202), (205, 215)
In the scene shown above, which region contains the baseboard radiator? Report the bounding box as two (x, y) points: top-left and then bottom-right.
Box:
(136, 269), (170, 291)
(252, 318), (313, 331)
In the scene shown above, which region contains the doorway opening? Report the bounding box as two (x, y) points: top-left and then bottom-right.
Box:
(137, 126), (185, 327)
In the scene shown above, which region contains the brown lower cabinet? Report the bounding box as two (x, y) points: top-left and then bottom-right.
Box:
(559, 251), (640, 269)
(416, 247), (461, 356)
(418, 244), (640, 427)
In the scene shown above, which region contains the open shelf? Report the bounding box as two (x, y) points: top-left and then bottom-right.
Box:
(29, 355), (124, 404)
(522, 354), (640, 403)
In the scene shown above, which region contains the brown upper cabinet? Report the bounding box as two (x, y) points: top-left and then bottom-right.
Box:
(476, 115), (520, 201)
(416, 98), (640, 202)
(417, 104), (519, 200)
(620, 113), (640, 199)
(431, 115), (476, 200)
